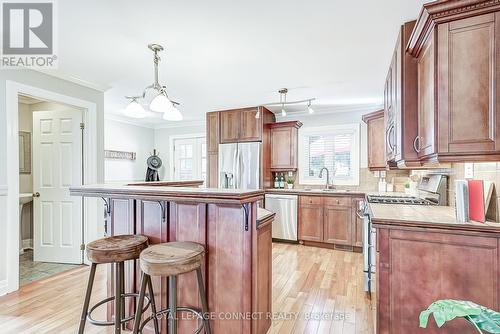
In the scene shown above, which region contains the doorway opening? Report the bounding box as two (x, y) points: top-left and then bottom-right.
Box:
(17, 94), (84, 286)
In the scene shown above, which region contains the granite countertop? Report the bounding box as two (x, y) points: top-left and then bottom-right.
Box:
(70, 184), (264, 203)
(369, 203), (500, 234)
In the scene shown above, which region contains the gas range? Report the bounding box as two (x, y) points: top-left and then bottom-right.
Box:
(366, 195), (432, 205)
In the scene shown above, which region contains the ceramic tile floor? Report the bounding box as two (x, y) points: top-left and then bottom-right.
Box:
(19, 250), (82, 286)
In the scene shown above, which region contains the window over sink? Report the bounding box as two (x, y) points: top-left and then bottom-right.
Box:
(298, 124), (360, 186)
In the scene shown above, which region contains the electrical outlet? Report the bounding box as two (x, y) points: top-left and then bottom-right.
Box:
(464, 163), (474, 179)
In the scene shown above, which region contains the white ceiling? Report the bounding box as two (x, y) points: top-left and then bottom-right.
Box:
(47, 0), (428, 127)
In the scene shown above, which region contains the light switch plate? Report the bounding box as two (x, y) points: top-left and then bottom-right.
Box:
(464, 163), (474, 179)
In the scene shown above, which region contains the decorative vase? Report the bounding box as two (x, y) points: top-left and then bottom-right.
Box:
(287, 183), (293, 189)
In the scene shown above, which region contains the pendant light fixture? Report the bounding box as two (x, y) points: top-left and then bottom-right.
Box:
(280, 88), (287, 117)
(307, 100), (314, 114)
(124, 44), (182, 121)
(263, 88), (315, 117)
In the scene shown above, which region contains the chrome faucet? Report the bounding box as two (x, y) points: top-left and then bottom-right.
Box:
(319, 167), (331, 189)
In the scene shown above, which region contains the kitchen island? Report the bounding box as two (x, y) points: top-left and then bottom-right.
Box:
(70, 184), (271, 334)
(370, 203), (500, 334)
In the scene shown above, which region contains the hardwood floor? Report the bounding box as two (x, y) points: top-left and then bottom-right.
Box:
(269, 243), (374, 334)
(0, 243), (374, 334)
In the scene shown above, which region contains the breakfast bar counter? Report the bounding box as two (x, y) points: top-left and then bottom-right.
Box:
(70, 184), (271, 334)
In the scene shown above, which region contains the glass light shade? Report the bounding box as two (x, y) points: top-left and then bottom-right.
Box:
(281, 108), (287, 117)
(123, 100), (146, 118)
(308, 105), (314, 114)
(255, 110), (260, 119)
(149, 93), (171, 113)
(162, 104), (183, 121)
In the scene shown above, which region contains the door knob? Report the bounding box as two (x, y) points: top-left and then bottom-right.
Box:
(33, 192), (40, 198)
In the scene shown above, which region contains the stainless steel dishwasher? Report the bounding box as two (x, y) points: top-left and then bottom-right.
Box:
(264, 194), (298, 241)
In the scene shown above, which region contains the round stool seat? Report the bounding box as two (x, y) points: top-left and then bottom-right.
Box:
(86, 235), (149, 264)
(140, 241), (204, 277)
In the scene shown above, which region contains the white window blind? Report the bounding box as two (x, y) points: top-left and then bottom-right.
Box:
(299, 124), (360, 186)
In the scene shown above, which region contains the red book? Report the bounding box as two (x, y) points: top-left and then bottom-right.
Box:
(468, 179), (485, 223)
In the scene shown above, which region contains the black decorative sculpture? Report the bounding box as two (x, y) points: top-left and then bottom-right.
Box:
(145, 149), (162, 182)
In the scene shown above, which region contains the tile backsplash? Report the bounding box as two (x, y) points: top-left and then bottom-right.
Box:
(294, 168), (410, 192)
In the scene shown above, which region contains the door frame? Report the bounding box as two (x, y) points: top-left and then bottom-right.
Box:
(4, 80), (98, 295)
(168, 133), (205, 179)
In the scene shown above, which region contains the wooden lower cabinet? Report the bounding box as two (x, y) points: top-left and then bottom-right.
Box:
(323, 205), (351, 245)
(376, 227), (499, 334)
(298, 202), (324, 242)
(298, 195), (363, 248)
(106, 199), (271, 334)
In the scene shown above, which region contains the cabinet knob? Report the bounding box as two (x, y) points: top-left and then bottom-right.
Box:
(33, 192), (40, 198)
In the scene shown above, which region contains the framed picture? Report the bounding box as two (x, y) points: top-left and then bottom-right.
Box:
(19, 131), (31, 174)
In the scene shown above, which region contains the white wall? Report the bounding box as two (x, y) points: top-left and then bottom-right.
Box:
(104, 118), (155, 182)
(154, 123), (206, 180)
(0, 69), (104, 295)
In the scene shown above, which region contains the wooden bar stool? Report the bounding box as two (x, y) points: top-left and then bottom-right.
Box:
(78, 235), (154, 334)
(132, 241), (211, 334)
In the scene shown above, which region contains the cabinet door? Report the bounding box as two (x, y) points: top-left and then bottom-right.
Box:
(270, 127), (296, 170)
(206, 112), (219, 153)
(438, 13), (500, 155)
(323, 206), (352, 245)
(207, 152), (218, 188)
(207, 203), (252, 333)
(352, 198), (363, 248)
(298, 205), (323, 242)
(383, 229), (499, 333)
(220, 110), (240, 143)
(239, 108), (261, 142)
(417, 33), (436, 158)
(368, 117), (386, 169)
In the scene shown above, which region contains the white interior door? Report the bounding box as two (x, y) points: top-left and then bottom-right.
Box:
(33, 110), (83, 264)
(173, 137), (206, 182)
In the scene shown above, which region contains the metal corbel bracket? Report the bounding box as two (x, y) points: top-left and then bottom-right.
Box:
(242, 203), (250, 231)
(157, 201), (166, 224)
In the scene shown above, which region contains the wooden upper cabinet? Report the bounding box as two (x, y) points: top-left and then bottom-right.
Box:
(362, 110), (386, 170)
(219, 107), (267, 143)
(269, 121), (303, 171)
(220, 110), (241, 143)
(438, 13), (500, 157)
(206, 112), (220, 188)
(408, 1), (500, 162)
(206, 112), (219, 153)
(239, 108), (262, 141)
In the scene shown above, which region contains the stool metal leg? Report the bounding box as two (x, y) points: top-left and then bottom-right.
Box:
(196, 268), (211, 334)
(120, 261), (126, 330)
(132, 272), (148, 334)
(168, 276), (178, 334)
(78, 263), (97, 334)
(147, 275), (160, 334)
(115, 262), (122, 334)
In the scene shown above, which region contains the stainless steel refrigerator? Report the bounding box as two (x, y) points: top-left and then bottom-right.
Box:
(218, 142), (260, 189)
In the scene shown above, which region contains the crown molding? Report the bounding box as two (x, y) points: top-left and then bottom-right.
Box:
(34, 69), (111, 92)
(408, 0), (500, 56)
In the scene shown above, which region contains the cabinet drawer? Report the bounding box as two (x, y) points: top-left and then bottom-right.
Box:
(324, 196), (350, 207)
(299, 196), (323, 206)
